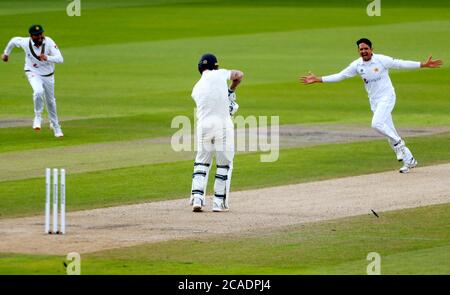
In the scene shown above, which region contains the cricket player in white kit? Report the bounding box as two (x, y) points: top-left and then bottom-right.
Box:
(190, 53), (244, 212)
(1, 24), (64, 137)
(301, 38), (442, 173)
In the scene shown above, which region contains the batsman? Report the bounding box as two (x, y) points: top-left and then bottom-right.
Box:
(190, 53), (244, 212)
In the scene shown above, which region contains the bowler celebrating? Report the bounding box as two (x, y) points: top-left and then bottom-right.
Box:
(2, 24), (64, 137)
(190, 53), (243, 212)
(300, 38), (442, 173)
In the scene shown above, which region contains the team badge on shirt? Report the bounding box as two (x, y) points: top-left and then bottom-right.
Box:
(373, 67), (379, 73)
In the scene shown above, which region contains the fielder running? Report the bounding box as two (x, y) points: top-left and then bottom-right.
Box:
(190, 53), (243, 212)
(2, 24), (64, 137)
(300, 38), (442, 173)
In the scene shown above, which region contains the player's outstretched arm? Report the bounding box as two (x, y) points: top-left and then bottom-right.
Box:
(300, 72), (322, 84)
(420, 56), (443, 68)
(300, 62), (357, 84)
(229, 70), (244, 91)
(386, 54), (443, 69)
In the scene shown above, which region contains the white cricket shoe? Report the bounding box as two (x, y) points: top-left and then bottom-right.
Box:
(192, 197), (203, 212)
(54, 127), (64, 138)
(212, 197), (229, 212)
(49, 122), (54, 130)
(399, 157), (418, 174)
(32, 117), (41, 131)
(393, 139), (406, 161)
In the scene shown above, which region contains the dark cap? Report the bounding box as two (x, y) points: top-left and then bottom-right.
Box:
(29, 24), (44, 35)
(198, 53), (218, 74)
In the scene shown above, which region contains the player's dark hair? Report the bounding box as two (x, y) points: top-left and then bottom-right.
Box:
(356, 38), (372, 48)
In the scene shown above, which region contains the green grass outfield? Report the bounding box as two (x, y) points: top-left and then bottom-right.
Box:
(0, 0), (449, 274)
(1, 203), (449, 274)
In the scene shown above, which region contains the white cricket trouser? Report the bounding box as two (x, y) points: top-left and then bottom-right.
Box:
(370, 96), (413, 160)
(370, 96), (401, 144)
(26, 72), (61, 129)
(191, 121), (234, 206)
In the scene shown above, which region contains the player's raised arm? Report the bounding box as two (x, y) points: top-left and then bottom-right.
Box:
(379, 54), (443, 70)
(227, 70), (243, 116)
(229, 70), (244, 91)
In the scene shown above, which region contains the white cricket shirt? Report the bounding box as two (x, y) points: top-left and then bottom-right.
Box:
(3, 36), (63, 76)
(322, 53), (420, 100)
(192, 69), (232, 126)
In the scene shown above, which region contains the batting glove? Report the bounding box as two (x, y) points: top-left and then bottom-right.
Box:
(229, 100), (239, 116)
(228, 89), (236, 101)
